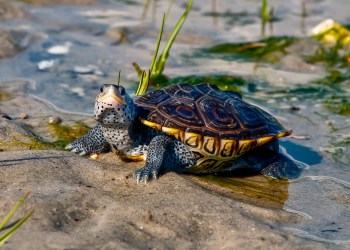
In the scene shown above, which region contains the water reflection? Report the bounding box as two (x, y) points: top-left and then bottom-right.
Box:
(192, 173), (289, 209)
(191, 142), (320, 210)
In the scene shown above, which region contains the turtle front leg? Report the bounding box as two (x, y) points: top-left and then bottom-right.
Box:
(133, 135), (196, 183)
(66, 124), (110, 155)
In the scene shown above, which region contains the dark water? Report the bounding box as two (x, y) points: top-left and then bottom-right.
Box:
(1, 0), (350, 245)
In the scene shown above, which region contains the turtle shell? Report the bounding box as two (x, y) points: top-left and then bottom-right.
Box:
(135, 83), (291, 172)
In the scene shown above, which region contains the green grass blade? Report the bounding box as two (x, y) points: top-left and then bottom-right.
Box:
(135, 13), (166, 96)
(135, 70), (147, 96)
(0, 192), (30, 231)
(149, 13), (166, 73)
(132, 62), (143, 78)
(0, 209), (35, 246)
(154, 0), (192, 75)
(117, 69), (121, 86)
(261, 0), (269, 22)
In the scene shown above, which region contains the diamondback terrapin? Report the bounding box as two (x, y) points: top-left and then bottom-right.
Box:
(66, 83), (303, 182)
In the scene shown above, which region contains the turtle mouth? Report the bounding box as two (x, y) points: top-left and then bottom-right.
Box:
(97, 85), (125, 105)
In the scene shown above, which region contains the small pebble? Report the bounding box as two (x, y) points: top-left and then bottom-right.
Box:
(288, 135), (310, 140)
(73, 65), (105, 76)
(73, 65), (95, 74)
(71, 87), (85, 97)
(49, 116), (62, 124)
(290, 106), (301, 111)
(38, 60), (55, 70)
(19, 113), (29, 119)
(47, 42), (71, 55)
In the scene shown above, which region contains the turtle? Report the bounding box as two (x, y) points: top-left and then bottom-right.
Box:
(66, 83), (304, 182)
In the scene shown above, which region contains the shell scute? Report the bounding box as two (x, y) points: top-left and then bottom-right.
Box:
(158, 98), (204, 127)
(197, 96), (239, 131)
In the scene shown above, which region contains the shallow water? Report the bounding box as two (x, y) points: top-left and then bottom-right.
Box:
(1, 0), (350, 246)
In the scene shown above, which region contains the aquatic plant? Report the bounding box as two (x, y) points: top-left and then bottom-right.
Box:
(324, 96), (350, 115)
(314, 70), (350, 85)
(134, 0), (192, 96)
(202, 36), (298, 63)
(0, 193), (34, 246)
(168, 74), (250, 93)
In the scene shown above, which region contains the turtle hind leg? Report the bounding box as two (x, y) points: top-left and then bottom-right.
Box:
(133, 135), (196, 183)
(234, 140), (305, 180)
(261, 154), (305, 180)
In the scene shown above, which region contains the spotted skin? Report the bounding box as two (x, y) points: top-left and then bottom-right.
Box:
(66, 124), (109, 155)
(67, 83), (304, 182)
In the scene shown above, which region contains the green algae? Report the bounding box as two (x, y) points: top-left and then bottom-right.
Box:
(1, 122), (90, 151)
(314, 70), (350, 85)
(0, 91), (9, 100)
(1, 135), (56, 151)
(308, 43), (350, 68)
(327, 135), (350, 167)
(167, 74), (250, 93)
(202, 37), (298, 63)
(324, 96), (350, 115)
(48, 122), (90, 148)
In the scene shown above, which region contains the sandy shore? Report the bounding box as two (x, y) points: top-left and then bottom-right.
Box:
(0, 80), (331, 250)
(0, 149), (328, 250)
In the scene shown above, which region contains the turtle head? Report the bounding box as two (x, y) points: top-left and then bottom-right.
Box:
(94, 84), (136, 127)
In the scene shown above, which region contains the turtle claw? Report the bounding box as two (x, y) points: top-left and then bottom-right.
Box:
(133, 166), (159, 183)
(79, 151), (87, 156)
(71, 148), (79, 153)
(152, 171), (158, 180)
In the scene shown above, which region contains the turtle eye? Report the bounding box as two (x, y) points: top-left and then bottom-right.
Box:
(118, 86), (125, 95)
(100, 84), (108, 93)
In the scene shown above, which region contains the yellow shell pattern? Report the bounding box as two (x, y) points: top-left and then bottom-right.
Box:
(140, 119), (291, 173)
